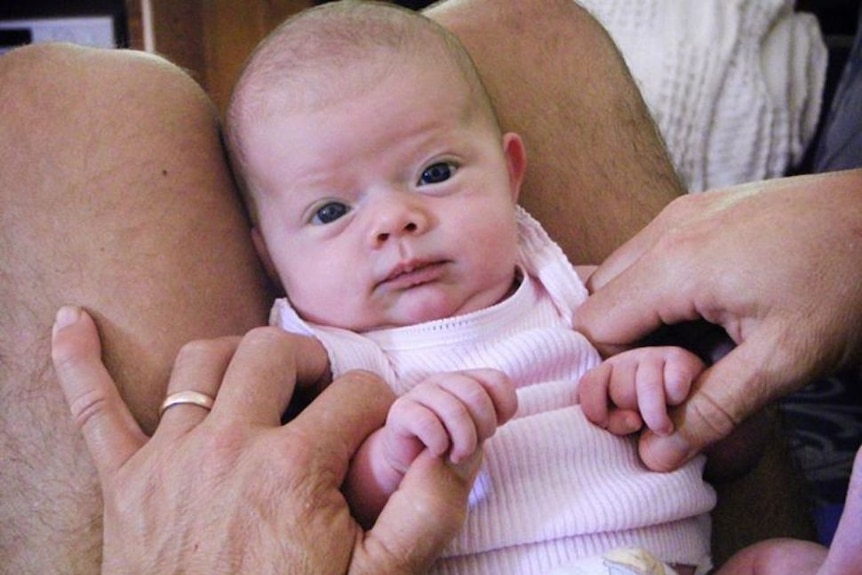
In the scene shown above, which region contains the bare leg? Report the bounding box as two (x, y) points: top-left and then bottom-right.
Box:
(712, 538), (827, 575)
(819, 446), (862, 575)
(425, 0), (683, 264)
(0, 44), (269, 573)
(709, 462), (862, 575)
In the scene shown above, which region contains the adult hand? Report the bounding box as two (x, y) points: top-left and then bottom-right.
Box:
(574, 169), (862, 472)
(51, 306), (479, 575)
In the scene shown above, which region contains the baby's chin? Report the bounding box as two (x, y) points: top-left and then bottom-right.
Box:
(364, 287), (511, 332)
(354, 304), (454, 333)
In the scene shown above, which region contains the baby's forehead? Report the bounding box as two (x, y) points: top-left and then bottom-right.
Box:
(271, 56), (396, 106)
(245, 54), (466, 134)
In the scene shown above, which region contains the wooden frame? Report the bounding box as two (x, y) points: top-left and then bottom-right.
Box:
(125, 0), (313, 113)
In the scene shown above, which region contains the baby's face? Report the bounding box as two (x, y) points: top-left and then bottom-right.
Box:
(243, 59), (526, 331)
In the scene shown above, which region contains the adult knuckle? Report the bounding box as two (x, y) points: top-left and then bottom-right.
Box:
(192, 431), (243, 478)
(689, 391), (739, 440)
(653, 223), (695, 257)
(271, 429), (329, 485)
(67, 388), (109, 431)
(244, 326), (290, 347)
(175, 338), (219, 363)
(663, 192), (701, 220)
(352, 537), (414, 575)
(50, 336), (78, 369)
(272, 436), (313, 473)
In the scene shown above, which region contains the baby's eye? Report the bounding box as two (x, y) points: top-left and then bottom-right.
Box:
(418, 162), (457, 186)
(312, 201), (350, 224)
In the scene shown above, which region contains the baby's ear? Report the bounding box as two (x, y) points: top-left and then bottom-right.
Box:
(251, 227), (283, 291)
(502, 132), (527, 203)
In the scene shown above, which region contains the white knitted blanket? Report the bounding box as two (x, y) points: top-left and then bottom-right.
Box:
(576, 0), (827, 191)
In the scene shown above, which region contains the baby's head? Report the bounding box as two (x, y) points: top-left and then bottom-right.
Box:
(226, 0), (527, 332)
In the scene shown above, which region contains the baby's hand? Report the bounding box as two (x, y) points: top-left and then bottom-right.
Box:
(383, 369), (518, 473)
(578, 347), (705, 437)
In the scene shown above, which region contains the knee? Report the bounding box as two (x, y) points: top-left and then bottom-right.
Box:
(0, 43), (211, 114)
(498, 0), (616, 45)
(1, 42), (171, 81)
(3, 41), (180, 70)
(0, 43), (77, 96)
(429, 0), (608, 37)
(0, 41), (78, 70)
(434, 0), (621, 72)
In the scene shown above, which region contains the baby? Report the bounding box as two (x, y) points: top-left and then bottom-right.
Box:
(224, 2), (834, 574)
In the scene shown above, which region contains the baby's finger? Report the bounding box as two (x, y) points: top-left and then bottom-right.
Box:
(461, 369), (518, 424)
(606, 408), (645, 436)
(662, 349), (700, 406)
(415, 380), (482, 463)
(635, 360), (673, 436)
(389, 395), (451, 457)
(607, 358), (638, 410)
(577, 363), (612, 426)
(436, 372), (502, 441)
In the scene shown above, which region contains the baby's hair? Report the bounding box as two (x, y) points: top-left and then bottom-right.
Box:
(224, 0), (498, 222)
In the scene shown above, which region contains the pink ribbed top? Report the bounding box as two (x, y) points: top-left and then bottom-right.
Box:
(272, 208), (715, 574)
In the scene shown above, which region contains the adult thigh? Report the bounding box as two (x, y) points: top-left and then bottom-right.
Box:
(0, 44), (269, 573)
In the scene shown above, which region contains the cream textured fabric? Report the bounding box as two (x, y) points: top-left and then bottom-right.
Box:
(576, 0), (827, 190)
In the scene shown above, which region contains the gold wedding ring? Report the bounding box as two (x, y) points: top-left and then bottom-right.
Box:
(159, 390), (216, 417)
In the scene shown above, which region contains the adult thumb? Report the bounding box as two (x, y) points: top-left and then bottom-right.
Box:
(637, 332), (790, 472)
(354, 450), (481, 575)
(51, 306), (146, 482)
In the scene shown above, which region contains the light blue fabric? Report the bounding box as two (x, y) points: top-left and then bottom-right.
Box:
(813, 5), (862, 171)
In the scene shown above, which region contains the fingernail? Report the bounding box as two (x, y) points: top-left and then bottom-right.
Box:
(643, 431), (693, 471)
(451, 451), (483, 482)
(654, 421), (675, 438)
(662, 432), (693, 464)
(53, 306), (80, 334)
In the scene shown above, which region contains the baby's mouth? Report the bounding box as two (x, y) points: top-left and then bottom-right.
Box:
(379, 260), (448, 289)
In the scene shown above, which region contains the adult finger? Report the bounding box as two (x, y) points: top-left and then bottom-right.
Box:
(210, 327), (301, 427)
(575, 192), (730, 357)
(575, 255), (703, 358)
(356, 450), (482, 575)
(50, 306), (147, 481)
(156, 337), (237, 436)
(292, 369), (395, 478)
(585, 220), (663, 296)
